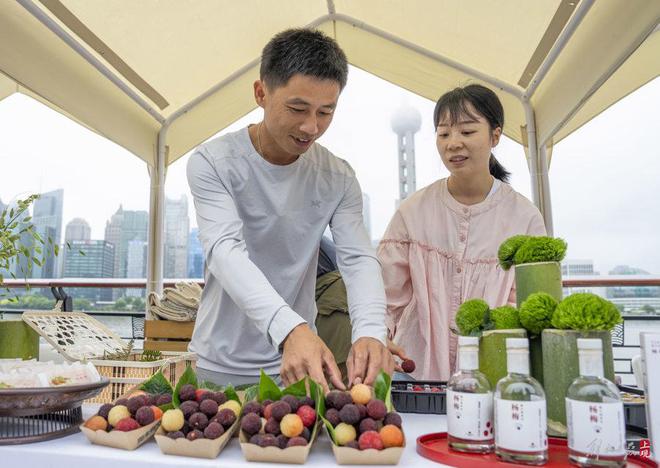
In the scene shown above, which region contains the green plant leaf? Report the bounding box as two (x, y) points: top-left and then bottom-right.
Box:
(373, 370), (394, 411)
(282, 377), (307, 397)
(172, 364), (198, 408)
(308, 377), (325, 416)
(257, 369), (282, 402)
(223, 384), (241, 404)
(139, 369), (173, 396)
(243, 384), (258, 403)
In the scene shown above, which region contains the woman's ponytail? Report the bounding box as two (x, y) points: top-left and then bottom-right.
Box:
(489, 154), (510, 183)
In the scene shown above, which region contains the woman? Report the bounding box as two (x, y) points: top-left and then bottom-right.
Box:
(379, 84), (546, 381)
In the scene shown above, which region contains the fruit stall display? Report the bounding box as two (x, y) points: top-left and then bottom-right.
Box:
(238, 370), (322, 463)
(80, 368), (173, 450)
(321, 371), (406, 464)
(154, 365), (241, 458)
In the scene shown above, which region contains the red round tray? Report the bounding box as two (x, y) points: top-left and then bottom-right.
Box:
(417, 432), (657, 467)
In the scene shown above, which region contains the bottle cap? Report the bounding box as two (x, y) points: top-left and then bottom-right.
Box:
(577, 338), (602, 350)
(505, 338), (529, 350)
(458, 336), (479, 346)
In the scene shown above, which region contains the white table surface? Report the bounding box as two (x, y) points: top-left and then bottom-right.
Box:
(0, 406), (451, 468)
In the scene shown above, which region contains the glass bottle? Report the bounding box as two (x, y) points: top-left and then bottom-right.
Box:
(494, 338), (548, 465)
(447, 336), (494, 453)
(566, 338), (627, 467)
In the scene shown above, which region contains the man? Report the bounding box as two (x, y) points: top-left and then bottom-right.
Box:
(187, 28), (394, 392)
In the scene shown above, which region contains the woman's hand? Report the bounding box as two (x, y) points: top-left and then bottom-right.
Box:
(387, 338), (411, 372)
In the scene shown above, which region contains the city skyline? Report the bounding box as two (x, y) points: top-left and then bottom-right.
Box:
(1, 70), (659, 275)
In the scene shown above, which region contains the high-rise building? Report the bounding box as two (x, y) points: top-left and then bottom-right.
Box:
(62, 240), (114, 301)
(126, 240), (148, 278)
(391, 104), (421, 204)
(187, 228), (204, 278)
(30, 189), (64, 279)
(164, 195), (189, 279)
(126, 239), (148, 297)
(65, 218), (91, 242)
(104, 205), (149, 278)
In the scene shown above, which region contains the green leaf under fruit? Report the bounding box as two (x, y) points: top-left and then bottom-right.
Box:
(172, 364), (198, 408)
(223, 383), (240, 404)
(139, 369), (173, 396)
(373, 370), (393, 411)
(257, 369), (282, 402)
(243, 384), (258, 403)
(282, 377), (307, 397)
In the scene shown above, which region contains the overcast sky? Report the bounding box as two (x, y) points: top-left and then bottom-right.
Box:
(1, 68), (658, 275)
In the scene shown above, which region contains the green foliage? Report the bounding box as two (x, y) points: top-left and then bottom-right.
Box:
(139, 369), (173, 397)
(552, 293), (622, 331)
(0, 195), (66, 299)
(513, 236), (567, 265)
(139, 349), (163, 362)
(498, 235), (530, 270)
(258, 369), (283, 402)
(520, 292), (558, 335)
(491, 305), (521, 330)
(497, 235), (567, 270)
(102, 339), (135, 360)
(455, 299), (490, 335)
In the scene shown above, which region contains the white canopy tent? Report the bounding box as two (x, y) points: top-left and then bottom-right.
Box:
(1, 0), (658, 298)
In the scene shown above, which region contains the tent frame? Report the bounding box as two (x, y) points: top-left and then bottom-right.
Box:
(17, 0), (653, 305)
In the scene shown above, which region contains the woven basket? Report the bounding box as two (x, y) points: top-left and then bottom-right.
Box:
(21, 311), (196, 403)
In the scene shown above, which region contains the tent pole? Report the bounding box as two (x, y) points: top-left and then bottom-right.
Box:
(538, 144), (554, 236)
(146, 126), (167, 314)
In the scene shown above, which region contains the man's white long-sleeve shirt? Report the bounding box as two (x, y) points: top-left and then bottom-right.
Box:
(186, 127), (387, 376)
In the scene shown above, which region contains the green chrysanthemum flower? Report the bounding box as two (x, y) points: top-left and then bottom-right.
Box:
(519, 292), (558, 335)
(498, 235), (530, 270)
(490, 305), (521, 330)
(513, 236), (567, 265)
(552, 293), (622, 331)
(455, 299), (489, 335)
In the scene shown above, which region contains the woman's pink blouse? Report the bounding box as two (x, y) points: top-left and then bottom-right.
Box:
(377, 178), (546, 381)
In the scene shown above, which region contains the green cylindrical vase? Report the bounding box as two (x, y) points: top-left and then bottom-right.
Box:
(541, 329), (615, 437)
(515, 261), (563, 307)
(479, 328), (528, 389)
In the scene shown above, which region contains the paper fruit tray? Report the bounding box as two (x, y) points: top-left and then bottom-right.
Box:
(21, 311), (196, 402)
(238, 371), (323, 464)
(154, 365), (242, 459)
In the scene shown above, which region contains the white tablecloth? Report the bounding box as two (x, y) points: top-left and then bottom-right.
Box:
(0, 406), (450, 467)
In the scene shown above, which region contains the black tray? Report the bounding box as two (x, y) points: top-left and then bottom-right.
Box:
(391, 380), (447, 414)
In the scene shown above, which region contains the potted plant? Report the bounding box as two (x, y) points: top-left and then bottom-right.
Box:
(518, 291), (620, 436)
(498, 235), (567, 305)
(0, 194), (59, 359)
(453, 299), (526, 389)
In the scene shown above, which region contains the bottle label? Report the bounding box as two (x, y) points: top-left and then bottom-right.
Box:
(447, 390), (493, 441)
(495, 398), (547, 452)
(566, 399), (626, 456)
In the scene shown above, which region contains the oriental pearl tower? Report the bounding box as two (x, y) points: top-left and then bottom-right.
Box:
(391, 104), (422, 203)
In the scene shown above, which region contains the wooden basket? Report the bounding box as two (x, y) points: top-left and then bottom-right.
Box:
(21, 311), (196, 403)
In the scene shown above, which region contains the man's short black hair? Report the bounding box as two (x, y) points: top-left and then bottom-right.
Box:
(260, 28), (348, 90)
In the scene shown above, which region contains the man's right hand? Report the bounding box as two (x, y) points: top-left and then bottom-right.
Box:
(281, 324), (345, 394)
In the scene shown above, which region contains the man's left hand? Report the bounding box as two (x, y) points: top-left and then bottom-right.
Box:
(346, 337), (395, 386)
